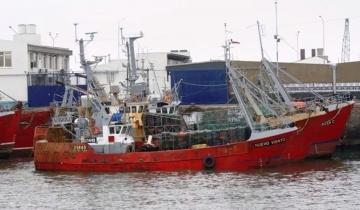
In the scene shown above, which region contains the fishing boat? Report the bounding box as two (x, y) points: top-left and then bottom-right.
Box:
(0, 90), (51, 158)
(33, 34), (312, 172)
(245, 58), (354, 159)
(241, 22), (355, 159)
(0, 107), (21, 158)
(12, 107), (51, 157)
(33, 27), (354, 172)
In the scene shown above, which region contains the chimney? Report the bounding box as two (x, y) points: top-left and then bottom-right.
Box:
(311, 49), (316, 57)
(300, 49), (305, 60)
(13, 24), (41, 45)
(317, 48), (324, 57)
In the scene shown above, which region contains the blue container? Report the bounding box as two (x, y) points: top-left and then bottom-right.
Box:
(168, 61), (228, 105)
(27, 85), (87, 107)
(111, 112), (123, 122)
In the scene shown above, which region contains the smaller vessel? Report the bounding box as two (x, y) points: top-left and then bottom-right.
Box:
(0, 106), (21, 158)
(12, 107), (51, 157)
(1, 89), (51, 158)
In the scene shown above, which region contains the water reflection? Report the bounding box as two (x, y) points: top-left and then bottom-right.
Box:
(0, 150), (359, 209)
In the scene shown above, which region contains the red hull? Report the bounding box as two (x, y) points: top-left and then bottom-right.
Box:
(34, 102), (354, 172)
(0, 110), (21, 158)
(12, 108), (51, 157)
(34, 128), (305, 172)
(294, 102), (354, 158)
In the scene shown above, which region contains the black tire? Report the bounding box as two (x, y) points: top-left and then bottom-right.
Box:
(244, 126), (252, 140)
(203, 155), (215, 169)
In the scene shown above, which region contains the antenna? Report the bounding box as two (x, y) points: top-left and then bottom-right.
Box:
(257, 21), (264, 59)
(117, 25), (121, 59)
(8, 26), (17, 34)
(224, 23), (230, 65)
(74, 23), (79, 42)
(120, 28), (125, 45)
(85, 32), (97, 41)
(274, 0), (280, 76)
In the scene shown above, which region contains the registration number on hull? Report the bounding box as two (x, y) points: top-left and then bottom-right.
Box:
(321, 119), (335, 127)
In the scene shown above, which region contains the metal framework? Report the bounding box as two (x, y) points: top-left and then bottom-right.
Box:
(341, 18), (350, 63)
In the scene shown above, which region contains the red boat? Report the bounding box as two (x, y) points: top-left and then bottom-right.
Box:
(32, 36), (354, 172)
(12, 107), (51, 157)
(34, 126), (303, 172)
(33, 101), (354, 172)
(0, 109), (21, 158)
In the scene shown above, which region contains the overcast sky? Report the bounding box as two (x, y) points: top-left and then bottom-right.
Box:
(1, 0), (359, 70)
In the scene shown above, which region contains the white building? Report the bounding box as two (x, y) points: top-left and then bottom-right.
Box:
(93, 50), (191, 96)
(296, 48), (329, 64)
(0, 24), (72, 102)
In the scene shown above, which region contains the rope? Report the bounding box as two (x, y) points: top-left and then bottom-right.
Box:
(181, 81), (227, 87)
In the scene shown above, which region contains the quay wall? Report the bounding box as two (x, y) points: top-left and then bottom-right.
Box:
(344, 102), (360, 145)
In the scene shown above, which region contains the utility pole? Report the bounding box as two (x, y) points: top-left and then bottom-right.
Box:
(319, 15), (325, 63)
(296, 31), (300, 60)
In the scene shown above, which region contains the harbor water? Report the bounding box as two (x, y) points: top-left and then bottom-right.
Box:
(0, 148), (360, 210)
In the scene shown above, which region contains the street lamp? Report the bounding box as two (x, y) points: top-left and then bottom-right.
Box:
(49, 32), (58, 47)
(319, 16), (325, 57)
(296, 31), (300, 60)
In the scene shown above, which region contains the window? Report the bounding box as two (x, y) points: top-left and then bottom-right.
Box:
(121, 126), (127, 134)
(138, 106), (144, 113)
(0, 51), (12, 67)
(49, 56), (53, 69)
(30, 52), (38, 68)
(132, 106), (137, 113)
(115, 126), (121, 134)
(43, 54), (47, 68)
(109, 126), (115, 134)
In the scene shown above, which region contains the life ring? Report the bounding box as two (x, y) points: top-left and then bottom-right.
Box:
(203, 155), (215, 169)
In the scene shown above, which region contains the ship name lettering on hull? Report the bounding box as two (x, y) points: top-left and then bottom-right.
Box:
(253, 138), (286, 148)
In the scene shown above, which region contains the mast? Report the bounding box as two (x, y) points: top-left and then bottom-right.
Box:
(274, 0), (280, 76)
(257, 21), (295, 113)
(78, 33), (111, 126)
(223, 24), (254, 130)
(128, 33), (143, 88)
(257, 21), (265, 59)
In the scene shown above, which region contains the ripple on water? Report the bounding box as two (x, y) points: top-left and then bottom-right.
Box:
(0, 151), (360, 210)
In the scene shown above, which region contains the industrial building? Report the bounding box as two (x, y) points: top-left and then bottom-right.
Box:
(167, 60), (360, 105)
